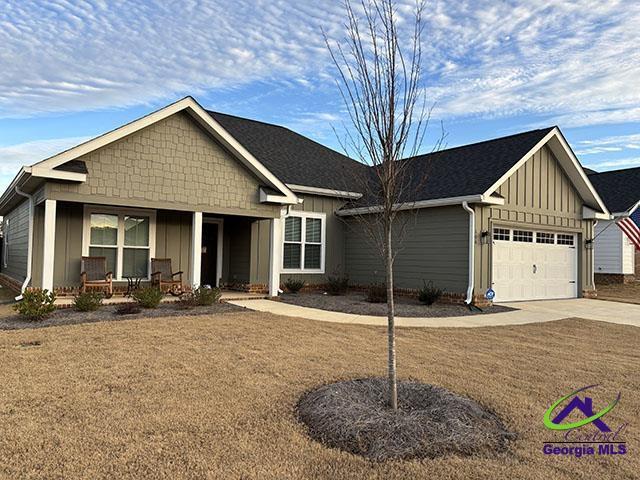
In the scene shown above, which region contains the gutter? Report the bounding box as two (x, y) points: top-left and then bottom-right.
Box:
(462, 201), (475, 305)
(13, 186), (34, 300)
(592, 220), (597, 290)
(337, 194), (504, 216)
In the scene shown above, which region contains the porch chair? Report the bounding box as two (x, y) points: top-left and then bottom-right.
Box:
(151, 258), (184, 296)
(80, 256), (113, 298)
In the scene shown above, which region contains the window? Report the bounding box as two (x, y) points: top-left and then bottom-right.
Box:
(513, 230), (533, 242)
(557, 234), (574, 246)
(282, 212), (325, 272)
(536, 232), (555, 244)
(493, 228), (510, 241)
(84, 207), (155, 279)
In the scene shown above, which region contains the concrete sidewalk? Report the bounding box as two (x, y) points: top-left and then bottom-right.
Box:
(228, 298), (640, 328)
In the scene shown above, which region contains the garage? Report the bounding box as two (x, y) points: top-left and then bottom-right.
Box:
(491, 227), (578, 302)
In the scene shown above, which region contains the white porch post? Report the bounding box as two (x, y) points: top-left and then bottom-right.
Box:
(42, 199), (57, 292)
(268, 213), (283, 297)
(190, 211), (203, 288)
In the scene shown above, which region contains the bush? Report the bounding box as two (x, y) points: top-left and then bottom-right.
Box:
(131, 287), (163, 308)
(365, 283), (387, 303)
(177, 286), (221, 309)
(14, 289), (56, 321)
(72, 291), (103, 312)
(114, 302), (141, 315)
(418, 281), (443, 306)
(326, 274), (349, 296)
(284, 278), (305, 293)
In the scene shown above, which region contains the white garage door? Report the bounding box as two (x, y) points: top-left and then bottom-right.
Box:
(491, 228), (578, 302)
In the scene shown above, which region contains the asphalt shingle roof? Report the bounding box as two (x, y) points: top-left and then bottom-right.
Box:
(210, 110), (555, 205)
(588, 167), (640, 213)
(208, 111), (368, 192)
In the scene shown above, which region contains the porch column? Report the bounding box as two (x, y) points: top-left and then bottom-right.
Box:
(190, 211), (203, 288)
(268, 213), (283, 297)
(42, 199), (57, 292)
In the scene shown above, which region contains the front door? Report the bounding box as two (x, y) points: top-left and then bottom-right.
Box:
(201, 223), (219, 287)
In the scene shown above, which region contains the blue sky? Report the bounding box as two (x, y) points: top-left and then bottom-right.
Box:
(1, 0), (639, 191)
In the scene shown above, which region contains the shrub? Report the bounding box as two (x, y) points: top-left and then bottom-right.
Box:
(418, 281), (443, 305)
(284, 278), (305, 293)
(14, 289), (56, 321)
(177, 286), (221, 309)
(326, 274), (349, 296)
(365, 283), (387, 303)
(131, 287), (163, 308)
(72, 291), (103, 312)
(114, 302), (141, 315)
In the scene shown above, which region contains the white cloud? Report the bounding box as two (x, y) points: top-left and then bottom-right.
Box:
(0, 0), (639, 132)
(0, 136), (89, 190)
(586, 157), (640, 170)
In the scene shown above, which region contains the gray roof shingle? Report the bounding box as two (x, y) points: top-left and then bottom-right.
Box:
(588, 167), (640, 213)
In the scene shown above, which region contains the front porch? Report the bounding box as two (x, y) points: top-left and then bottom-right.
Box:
(32, 200), (283, 298)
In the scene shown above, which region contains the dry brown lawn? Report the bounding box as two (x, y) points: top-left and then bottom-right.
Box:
(0, 312), (637, 479)
(597, 282), (640, 305)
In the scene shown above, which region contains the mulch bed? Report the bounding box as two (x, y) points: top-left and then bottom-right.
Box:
(0, 302), (246, 330)
(297, 377), (515, 461)
(279, 292), (514, 317)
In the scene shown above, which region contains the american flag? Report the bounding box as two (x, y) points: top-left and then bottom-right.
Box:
(617, 209), (640, 251)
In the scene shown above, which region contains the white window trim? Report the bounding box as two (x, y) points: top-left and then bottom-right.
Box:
(82, 205), (156, 281)
(281, 211), (326, 274)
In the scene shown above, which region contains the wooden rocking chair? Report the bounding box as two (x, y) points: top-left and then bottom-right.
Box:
(80, 256), (113, 298)
(151, 258), (184, 296)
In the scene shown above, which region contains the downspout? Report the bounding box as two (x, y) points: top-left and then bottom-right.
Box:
(462, 201), (475, 305)
(14, 186), (34, 301)
(591, 220), (598, 290)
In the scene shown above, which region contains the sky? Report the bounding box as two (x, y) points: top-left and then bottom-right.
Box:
(1, 0), (639, 192)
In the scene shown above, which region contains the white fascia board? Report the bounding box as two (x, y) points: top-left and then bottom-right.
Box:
(583, 206), (612, 220)
(336, 194), (502, 216)
(286, 183), (363, 199)
(28, 166), (86, 182)
(30, 96), (297, 203)
(482, 127), (610, 216)
(0, 167), (29, 208)
(259, 187), (298, 204)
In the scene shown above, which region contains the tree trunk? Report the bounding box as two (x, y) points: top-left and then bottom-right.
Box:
(385, 222), (398, 410)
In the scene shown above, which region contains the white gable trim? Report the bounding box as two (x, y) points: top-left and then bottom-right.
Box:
(32, 96), (298, 204)
(482, 127), (609, 215)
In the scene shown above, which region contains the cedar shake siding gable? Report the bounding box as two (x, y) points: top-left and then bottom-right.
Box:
(45, 111), (280, 218)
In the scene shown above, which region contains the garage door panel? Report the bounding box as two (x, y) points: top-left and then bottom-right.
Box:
(492, 230), (577, 302)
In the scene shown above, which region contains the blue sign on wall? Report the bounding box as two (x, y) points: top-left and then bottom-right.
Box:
(485, 288), (495, 300)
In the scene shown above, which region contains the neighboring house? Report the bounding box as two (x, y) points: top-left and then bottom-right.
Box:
(0, 97), (610, 304)
(588, 167), (640, 283)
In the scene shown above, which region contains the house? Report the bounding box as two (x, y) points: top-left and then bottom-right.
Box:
(0, 97), (610, 304)
(588, 167), (640, 283)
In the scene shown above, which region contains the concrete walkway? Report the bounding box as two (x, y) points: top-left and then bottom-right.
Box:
(228, 298), (640, 328)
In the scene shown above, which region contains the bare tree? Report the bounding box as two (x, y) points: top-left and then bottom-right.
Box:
(326, 0), (441, 409)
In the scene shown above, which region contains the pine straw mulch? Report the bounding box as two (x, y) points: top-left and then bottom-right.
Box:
(297, 377), (515, 461)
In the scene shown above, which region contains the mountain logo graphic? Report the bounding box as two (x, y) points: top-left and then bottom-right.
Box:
(543, 385), (621, 432)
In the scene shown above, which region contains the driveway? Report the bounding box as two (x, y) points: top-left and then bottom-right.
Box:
(229, 298), (640, 328)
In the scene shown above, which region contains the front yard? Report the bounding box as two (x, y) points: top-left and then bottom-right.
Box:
(0, 312), (637, 479)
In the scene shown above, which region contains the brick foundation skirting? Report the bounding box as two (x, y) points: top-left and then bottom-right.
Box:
(0, 273), (22, 294)
(595, 273), (636, 285)
(582, 289), (598, 299)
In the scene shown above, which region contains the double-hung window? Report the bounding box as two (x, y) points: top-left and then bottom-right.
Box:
(84, 207), (155, 279)
(282, 212), (325, 273)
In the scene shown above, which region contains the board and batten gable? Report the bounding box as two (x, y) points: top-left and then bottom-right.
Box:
(44, 111), (280, 219)
(474, 144), (595, 296)
(344, 206), (469, 292)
